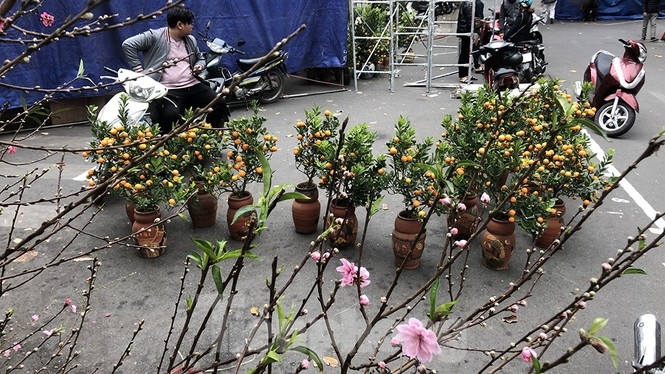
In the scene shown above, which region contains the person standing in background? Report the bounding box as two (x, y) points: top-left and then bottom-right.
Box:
(642, 0), (660, 42)
(498, 0), (520, 34)
(541, 0), (556, 24)
(457, 0), (485, 83)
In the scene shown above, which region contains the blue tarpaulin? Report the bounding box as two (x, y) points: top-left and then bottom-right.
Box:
(0, 1), (348, 109)
(555, 0), (662, 21)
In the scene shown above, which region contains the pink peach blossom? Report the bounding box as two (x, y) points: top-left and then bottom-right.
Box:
(40, 12), (54, 27)
(521, 346), (538, 363)
(300, 359), (310, 369)
(393, 318), (441, 363)
(336, 258), (370, 287)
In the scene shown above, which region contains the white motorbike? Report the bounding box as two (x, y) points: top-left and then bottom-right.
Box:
(96, 68), (168, 128)
(634, 314), (665, 373)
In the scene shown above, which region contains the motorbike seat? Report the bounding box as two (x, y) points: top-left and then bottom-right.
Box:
(516, 40), (539, 46)
(592, 51), (614, 83)
(237, 51), (284, 72)
(494, 67), (518, 78)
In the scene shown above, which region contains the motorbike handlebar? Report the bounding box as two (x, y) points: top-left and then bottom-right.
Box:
(619, 38), (629, 45)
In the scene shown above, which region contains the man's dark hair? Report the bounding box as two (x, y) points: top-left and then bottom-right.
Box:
(167, 6), (195, 28)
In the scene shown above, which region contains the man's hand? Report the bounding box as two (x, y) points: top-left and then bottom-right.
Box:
(192, 64), (203, 73)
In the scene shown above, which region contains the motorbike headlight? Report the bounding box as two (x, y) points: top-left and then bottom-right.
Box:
(126, 82), (154, 101)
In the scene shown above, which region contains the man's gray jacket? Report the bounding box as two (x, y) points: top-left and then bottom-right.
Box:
(122, 27), (205, 81)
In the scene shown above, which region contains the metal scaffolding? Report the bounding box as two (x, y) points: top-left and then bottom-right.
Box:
(349, 0), (477, 92)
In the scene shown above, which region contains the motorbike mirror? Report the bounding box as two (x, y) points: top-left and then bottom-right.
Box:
(619, 38), (629, 45)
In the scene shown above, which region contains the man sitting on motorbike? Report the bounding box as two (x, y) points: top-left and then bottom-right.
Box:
(122, 5), (230, 133)
(498, 0), (520, 35)
(504, 0), (534, 44)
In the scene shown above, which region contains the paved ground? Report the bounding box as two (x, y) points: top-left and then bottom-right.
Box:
(1, 19), (665, 373)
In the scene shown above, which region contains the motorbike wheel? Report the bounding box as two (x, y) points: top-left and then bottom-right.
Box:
(438, 2), (454, 15)
(258, 71), (285, 104)
(595, 100), (636, 137)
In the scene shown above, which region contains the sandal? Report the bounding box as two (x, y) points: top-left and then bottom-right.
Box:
(459, 76), (477, 83)
(474, 67), (484, 73)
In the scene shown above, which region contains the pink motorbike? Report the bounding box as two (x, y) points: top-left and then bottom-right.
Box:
(575, 39), (647, 137)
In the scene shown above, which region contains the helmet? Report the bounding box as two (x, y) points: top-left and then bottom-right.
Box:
(519, 0), (532, 8)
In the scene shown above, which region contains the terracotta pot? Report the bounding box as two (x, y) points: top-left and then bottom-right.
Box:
(187, 183), (218, 228)
(535, 200), (566, 248)
(291, 182), (321, 234)
(326, 198), (358, 250)
(226, 193), (255, 241)
(451, 194), (479, 240)
(125, 202), (136, 224)
(554, 199), (566, 223)
(480, 217), (516, 270)
(392, 211), (426, 269)
(132, 208), (166, 259)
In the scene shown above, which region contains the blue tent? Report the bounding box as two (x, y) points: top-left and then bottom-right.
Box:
(0, 1), (348, 110)
(555, 0), (662, 21)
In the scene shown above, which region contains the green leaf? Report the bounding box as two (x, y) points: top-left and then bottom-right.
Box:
(212, 265), (224, 295)
(369, 195), (385, 216)
(428, 278), (440, 322)
(231, 205), (257, 225)
(597, 336), (618, 372)
(192, 238), (217, 263)
(218, 248), (258, 261)
(532, 356), (542, 374)
(215, 240), (228, 258)
(186, 295), (193, 310)
(276, 299), (285, 333)
(433, 299), (459, 321)
(587, 318), (608, 337)
(257, 151), (272, 196)
(265, 349), (282, 364)
(291, 346), (324, 373)
(278, 191), (309, 202)
(186, 253), (203, 268)
(622, 267), (647, 275)
(77, 59), (85, 77)
(639, 236), (646, 250)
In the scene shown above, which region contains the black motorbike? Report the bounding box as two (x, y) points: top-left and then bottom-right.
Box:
(410, 1), (456, 16)
(513, 12), (547, 83)
(198, 23), (288, 104)
(479, 40), (522, 91)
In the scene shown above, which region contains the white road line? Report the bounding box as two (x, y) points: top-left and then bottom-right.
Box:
(650, 91), (665, 104)
(584, 130), (665, 235)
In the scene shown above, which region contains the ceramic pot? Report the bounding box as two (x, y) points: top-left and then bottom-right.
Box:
(392, 211), (426, 269)
(187, 183), (218, 228)
(132, 208), (166, 258)
(451, 194), (479, 240)
(291, 182), (321, 234)
(125, 202), (136, 224)
(480, 217), (516, 270)
(226, 193), (255, 241)
(535, 200), (566, 248)
(326, 198), (358, 250)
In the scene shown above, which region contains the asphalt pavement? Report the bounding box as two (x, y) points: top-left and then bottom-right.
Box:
(1, 19), (664, 373)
